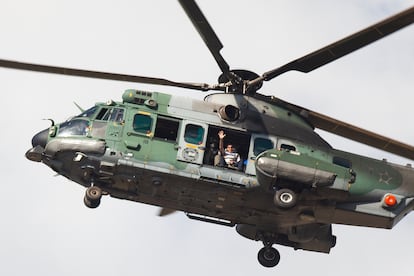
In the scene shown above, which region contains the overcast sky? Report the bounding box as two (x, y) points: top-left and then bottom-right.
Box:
(1, 0), (414, 275)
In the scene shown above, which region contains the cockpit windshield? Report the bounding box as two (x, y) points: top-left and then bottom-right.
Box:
(58, 119), (90, 137)
(76, 106), (98, 119)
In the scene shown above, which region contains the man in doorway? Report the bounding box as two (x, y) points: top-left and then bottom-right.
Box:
(217, 130), (243, 171)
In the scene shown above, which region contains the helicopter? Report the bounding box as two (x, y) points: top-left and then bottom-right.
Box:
(1, 0), (414, 268)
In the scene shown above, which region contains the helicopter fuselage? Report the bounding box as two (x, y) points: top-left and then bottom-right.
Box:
(26, 89), (414, 255)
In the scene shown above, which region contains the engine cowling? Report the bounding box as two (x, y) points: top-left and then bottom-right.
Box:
(218, 104), (240, 122)
(255, 149), (354, 192)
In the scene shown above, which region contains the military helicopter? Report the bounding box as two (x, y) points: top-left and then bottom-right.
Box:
(1, 0), (414, 268)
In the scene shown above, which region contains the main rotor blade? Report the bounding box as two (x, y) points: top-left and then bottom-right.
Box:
(252, 5), (414, 84)
(178, 0), (230, 75)
(0, 59), (222, 92)
(158, 208), (177, 217)
(271, 96), (414, 160)
(308, 110), (414, 160)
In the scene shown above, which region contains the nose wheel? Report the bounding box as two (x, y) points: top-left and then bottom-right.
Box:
(257, 246), (280, 267)
(84, 186), (102, 208)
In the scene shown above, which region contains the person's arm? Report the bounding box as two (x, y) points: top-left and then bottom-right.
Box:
(218, 130), (225, 155)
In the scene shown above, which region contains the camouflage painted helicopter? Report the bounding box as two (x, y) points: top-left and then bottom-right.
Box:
(1, 0), (414, 268)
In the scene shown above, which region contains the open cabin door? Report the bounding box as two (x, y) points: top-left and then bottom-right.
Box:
(245, 134), (277, 175)
(176, 120), (208, 164)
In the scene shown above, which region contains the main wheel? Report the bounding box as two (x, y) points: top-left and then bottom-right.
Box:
(274, 188), (297, 209)
(257, 247), (280, 268)
(84, 186), (102, 208)
(84, 195), (100, 208)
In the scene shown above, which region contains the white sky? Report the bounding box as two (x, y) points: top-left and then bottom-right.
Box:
(1, 0), (414, 275)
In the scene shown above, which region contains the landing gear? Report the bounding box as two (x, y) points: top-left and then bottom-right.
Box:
(274, 188), (297, 209)
(257, 246), (280, 267)
(256, 232), (281, 268)
(237, 226), (284, 268)
(84, 186), (102, 208)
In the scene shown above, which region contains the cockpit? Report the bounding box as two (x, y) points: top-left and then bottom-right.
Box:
(55, 105), (98, 137)
(57, 119), (90, 137)
(56, 104), (126, 138)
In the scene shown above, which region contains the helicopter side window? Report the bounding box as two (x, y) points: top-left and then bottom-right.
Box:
(133, 113), (153, 134)
(58, 119), (90, 137)
(184, 124), (204, 145)
(253, 138), (274, 156)
(154, 116), (180, 142)
(109, 108), (124, 123)
(333, 156), (352, 168)
(96, 108), (110, 120)
(280, 144), (296, 152)
(95, 107), (124, 123)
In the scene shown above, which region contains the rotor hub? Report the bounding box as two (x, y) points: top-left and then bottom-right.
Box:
(218, 69), (263, 95)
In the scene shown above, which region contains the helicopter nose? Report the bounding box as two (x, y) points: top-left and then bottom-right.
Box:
(31, 128), (49, 148)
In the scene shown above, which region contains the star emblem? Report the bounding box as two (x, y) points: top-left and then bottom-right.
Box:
(378, 171), (392, 185)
